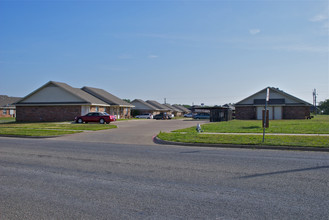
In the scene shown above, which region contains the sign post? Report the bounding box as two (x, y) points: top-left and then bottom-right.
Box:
(263, 88), (270, 142)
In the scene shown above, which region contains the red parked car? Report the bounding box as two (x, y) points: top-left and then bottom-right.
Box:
(75, 112), (116, 124)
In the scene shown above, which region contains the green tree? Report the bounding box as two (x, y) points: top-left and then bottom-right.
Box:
(318, 99), (329, 114)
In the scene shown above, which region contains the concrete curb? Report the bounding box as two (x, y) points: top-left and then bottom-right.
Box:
(0, 134), (60, 139)
(153, 136), (329, 152)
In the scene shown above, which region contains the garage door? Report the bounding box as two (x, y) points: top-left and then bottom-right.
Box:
(257, 107), (263, 120)
(274, 106), (282, 120)
(257, 107), (274, 120)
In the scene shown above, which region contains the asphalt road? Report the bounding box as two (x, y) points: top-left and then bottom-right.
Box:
(0, 120), (329, 219)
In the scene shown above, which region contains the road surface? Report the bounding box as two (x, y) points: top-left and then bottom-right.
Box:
(1, 135), (328, 219)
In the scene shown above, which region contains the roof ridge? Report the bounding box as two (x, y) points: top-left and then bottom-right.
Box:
(16, 81), (109, 106)
(146, 100), (171, 110)
(132, 99), (161, 110)
(81, 86), (133, 107)
(235, 86), (312, 106)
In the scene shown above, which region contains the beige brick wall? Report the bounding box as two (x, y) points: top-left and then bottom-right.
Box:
(105, 107), (132, 119)
(0, 109), (15, 118)
(90, 106), (106, 112)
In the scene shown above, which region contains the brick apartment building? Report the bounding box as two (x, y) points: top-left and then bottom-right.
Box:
(15, 81), (133, 122)
(0, 95), (21, 118)
(234, 87), (312, 120)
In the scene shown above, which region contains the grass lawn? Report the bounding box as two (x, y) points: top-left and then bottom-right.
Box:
(158, 115), (329, 148)
(0, 117), (16, 124)
(157, 132), (329, 148)
(176, 115), (329, 134)
(0, 120), (117, 137)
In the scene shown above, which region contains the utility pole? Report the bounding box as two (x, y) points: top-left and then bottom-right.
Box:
(313, 89), (317, 115)
(164, 98), (166, 104)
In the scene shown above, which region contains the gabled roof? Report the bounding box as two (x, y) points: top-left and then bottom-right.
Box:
(81, 87), (134, 107)
(146, 100), (171, 111)
(163, 103), (182, 112)
(131, 99), (160, 111)
(15, 81), (109, 106)
(172, 104), (190, 112)
(235, 87), (312, 106)
(0, 95), (21, 108)
(222, 104), (235, 110)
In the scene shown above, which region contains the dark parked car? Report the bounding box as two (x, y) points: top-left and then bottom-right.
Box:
(192, 113), (210, 120)
(75, 112), (116, 124)
(153, 113), (172, 120)
(183, 113), (193, 118)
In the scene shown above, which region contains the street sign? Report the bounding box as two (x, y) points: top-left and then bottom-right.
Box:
(263, 88), (270, 142)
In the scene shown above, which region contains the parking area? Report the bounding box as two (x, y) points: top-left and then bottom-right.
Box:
(55, 119), (207, 145)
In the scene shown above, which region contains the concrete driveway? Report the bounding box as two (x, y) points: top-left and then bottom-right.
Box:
(55, 119), (206, 145)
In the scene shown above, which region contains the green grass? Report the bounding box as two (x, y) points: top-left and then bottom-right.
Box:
(157, 132), (329, 148)
(0, 121), (117, 137)
(175, 115), (329, 134)
(0, 128), (81, 136)
(158, 115), (329, 148)
(0, 117), (16, 124)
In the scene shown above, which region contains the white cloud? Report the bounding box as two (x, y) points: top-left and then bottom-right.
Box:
(148, 54), (158, 59)
(310, 12), (329, 34)
(249, 29), (261, 35)
(310, 14), (328, 22)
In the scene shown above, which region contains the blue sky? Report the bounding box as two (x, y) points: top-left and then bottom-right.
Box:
(1, 0), (328, 106)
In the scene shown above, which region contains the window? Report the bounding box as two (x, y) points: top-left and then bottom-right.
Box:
(2, 109), (7, 115)
(95, 106), (99, 112)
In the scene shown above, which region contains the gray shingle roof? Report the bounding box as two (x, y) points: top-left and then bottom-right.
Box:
(0, 95), (21, 108)
(172, 104), (190, 112)
(54, 82), (109, 105)
(163, 103), (182, 112)
(16, 81), (109, 106)
(131, 99), (160, 111)
(146, 100), (171, 111)
(235, 87), (312, 106)
(82, 86), (133, 107)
